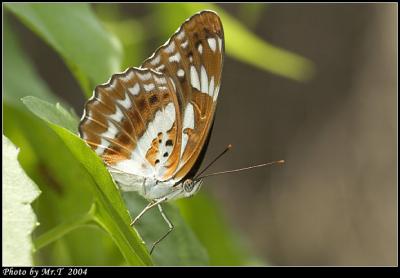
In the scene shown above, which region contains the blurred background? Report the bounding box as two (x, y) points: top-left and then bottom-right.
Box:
(4, 3), (397, 265)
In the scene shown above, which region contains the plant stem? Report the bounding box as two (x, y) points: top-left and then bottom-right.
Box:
(33, 203), (96, 251)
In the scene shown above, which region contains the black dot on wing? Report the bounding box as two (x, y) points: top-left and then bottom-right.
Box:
(149, 94), (159, 105)
(155, 159), (160, 164)
(166, 139), (173, 146)
(163, 152), (168, 157)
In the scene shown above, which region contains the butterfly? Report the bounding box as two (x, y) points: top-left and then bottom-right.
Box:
(79, 10), (224, 253)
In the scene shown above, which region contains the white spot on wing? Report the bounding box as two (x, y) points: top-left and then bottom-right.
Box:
(209, 76), (215, 98)
(176, 30), (185, 40)
(128, 83), (140, 96)
(200, 66), (208, 94)
(213, 84), (220, 101)
(102, 121), (118, 139)
(208, 38), (217, 52)
(169, 52), (181, 63)
(190, 66), (200, 91)
(114, 157), (152, 177)
(109, 106), (124, 122)
(181, 40), (189, 49)
(177, 69), (185, 78)
(164, 103), (175, 124)
(96, 138), (110, 155)
(181, 103), (195, 157)
(144, 83), (155, 92)
(165, 41), (175, 54)
(183, 103), (194, 129)
(117, 94), (132, 109)
(198, 44), (203, 54)
(121, 70), (135, 82)
(138, 72), (151, 81)
(150, 55), (161, 65)
(108, 78), (117, 90)
(154, 76), (167, 85)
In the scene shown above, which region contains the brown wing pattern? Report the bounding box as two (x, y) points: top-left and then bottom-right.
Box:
(79, 68), (182, 179)
(141, 10), (225, 181)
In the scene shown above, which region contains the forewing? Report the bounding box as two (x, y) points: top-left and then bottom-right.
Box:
(141, 10), (225, 181)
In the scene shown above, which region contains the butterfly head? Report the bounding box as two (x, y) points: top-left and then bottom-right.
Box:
(181, 178), (203, 198)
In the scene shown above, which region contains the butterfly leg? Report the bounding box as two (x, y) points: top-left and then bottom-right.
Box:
(130, 197), (167, 226)
(150, 204), (174, 254)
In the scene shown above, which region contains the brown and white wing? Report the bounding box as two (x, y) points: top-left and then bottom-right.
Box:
(79, 68), (182, 181)
(141, 10), (224, 181)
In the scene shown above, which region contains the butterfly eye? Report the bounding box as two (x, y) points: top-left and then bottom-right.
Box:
(183, 180), (194, 193)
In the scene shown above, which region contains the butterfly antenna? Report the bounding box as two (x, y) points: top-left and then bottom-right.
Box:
(194, 144), (233, 180)
(196, 160), (285, 180)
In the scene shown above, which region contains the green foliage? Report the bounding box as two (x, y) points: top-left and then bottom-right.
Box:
(178, 193), (252, 265)
(3, 136), (41, 266)
(3, 16), (57, 108)
(3, 3), (314, 266)
(6, 3), (123, 97)
(123, 193), (209, 265)
(152, 3), (314, 81)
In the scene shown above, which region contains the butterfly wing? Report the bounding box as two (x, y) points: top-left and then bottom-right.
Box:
(79, 68), (183, 181)
(141, 10), (225, 181)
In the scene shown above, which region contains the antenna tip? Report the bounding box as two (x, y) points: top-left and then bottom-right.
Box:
(227, 144), (233, 149)
(277, 160), (285, 164)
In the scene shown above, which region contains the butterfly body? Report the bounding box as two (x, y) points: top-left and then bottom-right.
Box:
(110, 170), (201, 201)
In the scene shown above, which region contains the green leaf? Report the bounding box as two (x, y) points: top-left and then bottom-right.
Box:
(3, 15), (59, 108)
(22, 97), (79, 133)
(6, 3), (123, 98)
(238, 4), (269, 29)
(93, 4), (146, 68)
(22, 96), (153, 266)
(3, 136), (41, 266)
(123, 192), (209, 265)
(153, 3), (314, 81)
(178, 192), (255, 265)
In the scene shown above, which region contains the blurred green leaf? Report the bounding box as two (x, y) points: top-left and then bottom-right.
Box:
(153, 3), (314, 81)
(123, 192), (209, 265)
(238, 4), (269, 29)
(100, 18), (146, 69)
(177, 192), (254, 266)
(22, 97), (79, 133)
(3, 16), (58, 108)
(5, 3), (123, 98)
(22, 96), (153, 266)
(3, 136), (41, 266)
(93, 4), (146, 68)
